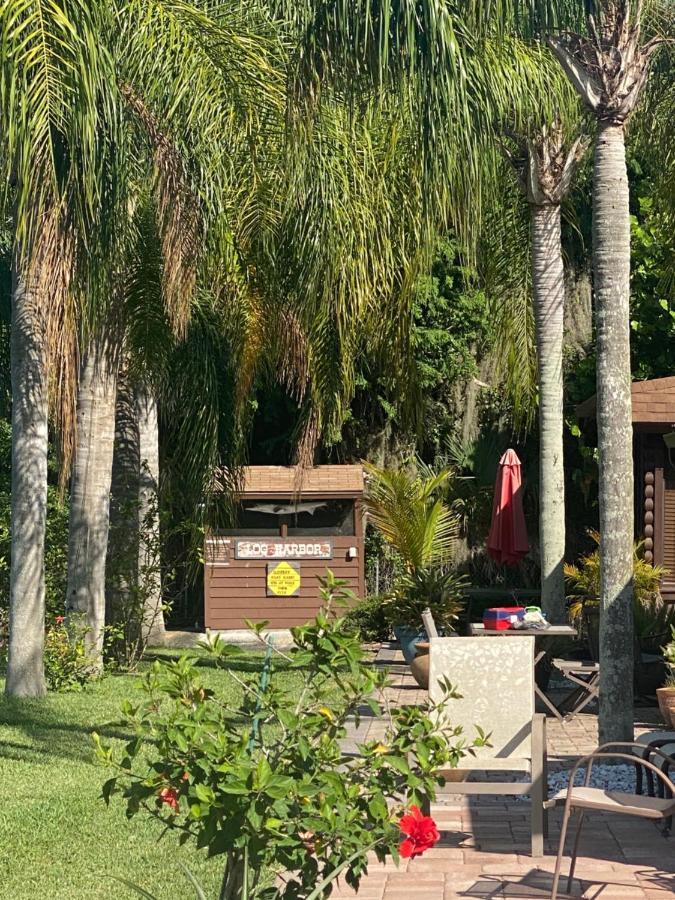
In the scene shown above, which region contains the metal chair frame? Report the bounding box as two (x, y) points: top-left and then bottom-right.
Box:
(549, 742), (675, 900)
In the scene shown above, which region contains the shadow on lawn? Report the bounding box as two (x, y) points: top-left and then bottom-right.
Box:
(144, 649), (302, 674)
(0, 697), (137, 764)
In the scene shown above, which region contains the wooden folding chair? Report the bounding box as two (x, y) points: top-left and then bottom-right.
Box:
(549, 657), (600, 721)
(546, 742), (675, 900)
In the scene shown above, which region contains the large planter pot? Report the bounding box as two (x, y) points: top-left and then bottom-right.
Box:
(410, 641), (430, 689)
(393, 625), (426, 666)
(656, 686), (675, 726)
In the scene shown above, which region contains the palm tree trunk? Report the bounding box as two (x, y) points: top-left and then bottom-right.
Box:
(136, 382), (165, 644)
(594, 121), (634, 744)
(106, 367), (139, 646)
(531, 203), (566, 624)
(65, 337), (118, 669)
(5, 261), (48, 697)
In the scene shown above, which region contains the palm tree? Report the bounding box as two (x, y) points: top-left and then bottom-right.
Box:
(546, 0), (668, 742)
(65, 336), (120, 667)
(0, 0), (117, 696)
(504, 121), (587, 623)
(63, 0), (284, 669)
(363, 463), (459, 574)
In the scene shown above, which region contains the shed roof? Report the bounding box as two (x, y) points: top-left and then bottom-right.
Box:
(577, 375), (675, 425)
(240, 465), (364, 497)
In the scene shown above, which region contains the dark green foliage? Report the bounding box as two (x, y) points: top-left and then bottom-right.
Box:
(411, 238), (494, 456)
(342, 594), (391, 642)
(335, 237), (494, 461)
(629, 195), (675, 381)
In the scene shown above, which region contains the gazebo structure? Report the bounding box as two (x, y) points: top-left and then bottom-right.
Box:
(577, 375), (675, 601)
(204, 465), (365, 630)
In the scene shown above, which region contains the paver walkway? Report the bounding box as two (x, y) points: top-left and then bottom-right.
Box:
(336, 645), (675, 900)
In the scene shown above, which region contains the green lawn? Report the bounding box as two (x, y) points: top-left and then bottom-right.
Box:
(0, 651), (299, 900)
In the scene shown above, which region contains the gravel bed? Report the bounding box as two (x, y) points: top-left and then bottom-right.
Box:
(508, 763), (638, 801)
(547, 763), (637, 795)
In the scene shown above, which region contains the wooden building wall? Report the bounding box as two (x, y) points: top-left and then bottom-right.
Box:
(637, 431), (675, 603)
(204, 534), (364, 629)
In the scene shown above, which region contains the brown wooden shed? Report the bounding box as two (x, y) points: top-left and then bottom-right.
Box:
(204, 465), (365, 630)
(577, 375), (675, 601)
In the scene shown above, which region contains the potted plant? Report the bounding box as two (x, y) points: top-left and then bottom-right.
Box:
(383, 567), (466, 682)
(657, 626), (675, 726)
(566, 531), (672, 695)
(363, 462), (464, 665)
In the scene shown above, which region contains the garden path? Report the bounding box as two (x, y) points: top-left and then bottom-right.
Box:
(338, 645), (675, 900)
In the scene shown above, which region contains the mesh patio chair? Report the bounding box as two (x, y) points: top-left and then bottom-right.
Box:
(546, 742), (675, 900)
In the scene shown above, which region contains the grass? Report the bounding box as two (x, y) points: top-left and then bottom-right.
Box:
(0, 650), (304, 900)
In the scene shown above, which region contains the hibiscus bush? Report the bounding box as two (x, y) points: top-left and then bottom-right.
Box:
(96, 572), (485, 900)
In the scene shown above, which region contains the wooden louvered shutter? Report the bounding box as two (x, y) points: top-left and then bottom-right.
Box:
(663, 477), (675, 573)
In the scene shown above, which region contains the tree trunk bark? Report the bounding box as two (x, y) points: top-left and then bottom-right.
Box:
(6, 260), (48, 697)
(106, 367), (139, 636)
(136, 383), (165, 644)
(593, 122), (635, 744)
(530, 203), (566, 624)
(65, 337), (118, 669)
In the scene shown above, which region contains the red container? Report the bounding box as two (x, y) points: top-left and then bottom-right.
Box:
(483, 606), (526, 631)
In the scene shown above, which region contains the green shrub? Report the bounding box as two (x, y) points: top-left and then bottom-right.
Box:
(44, 616), (93, 692)
(343, 594), (391, 642)
(97, 572), (486, 900)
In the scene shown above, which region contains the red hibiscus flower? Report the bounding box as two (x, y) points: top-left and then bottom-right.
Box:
(54, 615), (65, 625)
(158, 787), (179, 811)
(398, 806), (439, 858)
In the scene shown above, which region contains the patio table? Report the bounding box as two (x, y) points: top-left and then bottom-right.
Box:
(469, 622), (578, 718)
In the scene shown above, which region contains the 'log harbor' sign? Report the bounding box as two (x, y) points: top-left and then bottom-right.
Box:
(235, 539), (333, 560)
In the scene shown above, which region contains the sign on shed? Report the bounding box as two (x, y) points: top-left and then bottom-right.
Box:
(266, 561), (301, 597)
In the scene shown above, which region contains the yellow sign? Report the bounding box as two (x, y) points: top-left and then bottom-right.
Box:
(266, 561), (301, 597)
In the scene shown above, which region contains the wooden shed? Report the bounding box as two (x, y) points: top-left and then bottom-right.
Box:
(204, 465), (365, 630)
(577, 375), (675, 601)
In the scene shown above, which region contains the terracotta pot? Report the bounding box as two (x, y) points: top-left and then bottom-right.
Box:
(443, 769), (469, 783)
(409, 641), (430, 689)
(656, 686), (675, 726)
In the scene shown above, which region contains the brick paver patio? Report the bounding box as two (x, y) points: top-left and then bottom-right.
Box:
(336, 646), (675, 900)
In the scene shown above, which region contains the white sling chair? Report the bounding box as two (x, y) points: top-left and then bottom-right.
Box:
(428, 635), (548, 857)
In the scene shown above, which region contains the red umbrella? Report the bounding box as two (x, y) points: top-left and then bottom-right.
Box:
(487, 449), (529, 566)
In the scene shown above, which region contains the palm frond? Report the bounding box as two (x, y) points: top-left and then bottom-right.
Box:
(363, 462), (459, 571)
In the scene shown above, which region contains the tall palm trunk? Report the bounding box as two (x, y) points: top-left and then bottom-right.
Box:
(531, 202), (567, 623)
(508, 127), (585, 623)
(136, 382), (165, 644)
(549, 4), (664, 741)
(5, 261), (48, 697)
(593, 121), (634, 742)
(106, 369), (165, 662)
(106, 366), (138, 636)
(65, 337), (118, 669)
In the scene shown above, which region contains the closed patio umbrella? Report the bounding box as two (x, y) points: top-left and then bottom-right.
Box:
(487, 449), (529, 565)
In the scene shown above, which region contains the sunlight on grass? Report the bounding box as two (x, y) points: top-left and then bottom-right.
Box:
(0, 651), (303, 900)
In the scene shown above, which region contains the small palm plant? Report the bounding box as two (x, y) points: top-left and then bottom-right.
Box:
(565, 530), (671, 640)
(363, 462), (465, 632)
